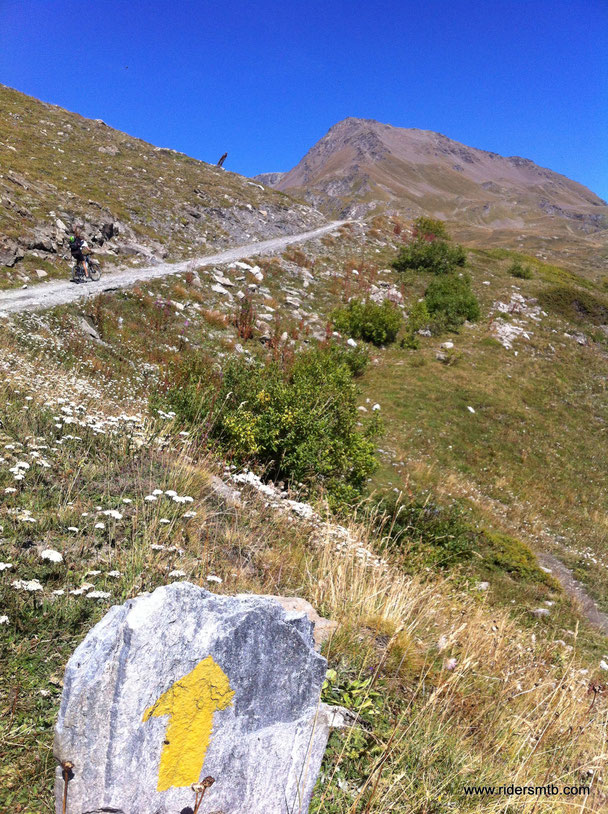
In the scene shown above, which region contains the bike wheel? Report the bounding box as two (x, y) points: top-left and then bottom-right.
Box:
(88, 263), (101, 281)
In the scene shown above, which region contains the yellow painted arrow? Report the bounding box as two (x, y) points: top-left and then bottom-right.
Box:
(142, 655), (234, 792)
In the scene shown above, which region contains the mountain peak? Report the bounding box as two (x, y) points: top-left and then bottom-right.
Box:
(269, 117), (606, 245)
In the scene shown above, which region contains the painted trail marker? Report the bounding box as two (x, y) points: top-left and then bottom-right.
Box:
(142, 655), (235, 791)
(53, 583), (332, 814)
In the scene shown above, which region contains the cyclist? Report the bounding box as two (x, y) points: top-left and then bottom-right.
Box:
(68, 229), (92, 282)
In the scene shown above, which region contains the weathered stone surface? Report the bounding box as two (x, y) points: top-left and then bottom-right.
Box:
(54, 582), (330, 814)
(0, 238), (24, 267)
(262, 595), (338, 651)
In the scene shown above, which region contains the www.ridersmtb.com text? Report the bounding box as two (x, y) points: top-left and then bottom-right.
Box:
(463, 784), (590, 797)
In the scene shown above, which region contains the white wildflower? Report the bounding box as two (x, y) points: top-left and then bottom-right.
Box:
(168, 569), (186, 578)
(12, 578), (43, 592)
(0, 615), (9, 625)
(86, 590), (111, 599)
(145, 494), (158, 502)
(40, 549), (63, 563)
(94, 522), (105, 529)
(206, 575), (222, 584)
(0, 562), (13, 571)
(102, 509), (123, 520)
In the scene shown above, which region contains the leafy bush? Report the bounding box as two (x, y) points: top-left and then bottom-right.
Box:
(411, 216), (450, 241)
(374, 493), (475, 567)
(162, 347), (380, 507)
(424, 273), (480, 332)
(331, 299), (402, 346)
(373, 494), (557, 585)
(327, 343), (370, 377)
(400, 300), (430, 349)
(508, 260), (533, 279)
(393, 238), (467, 275)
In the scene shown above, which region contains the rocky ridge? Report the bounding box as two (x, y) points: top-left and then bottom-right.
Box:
(0, 85), (326, 287)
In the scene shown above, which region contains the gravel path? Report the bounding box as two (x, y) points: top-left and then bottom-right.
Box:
(0, 220), (347, 315)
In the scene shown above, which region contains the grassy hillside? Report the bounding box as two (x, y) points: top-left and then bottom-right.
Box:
(0, 84), (324, 288)
(2, 94), (608, 811)
(1, 370), (607, 812)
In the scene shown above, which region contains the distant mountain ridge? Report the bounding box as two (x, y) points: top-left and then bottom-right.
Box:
(257, 118), (607, 268)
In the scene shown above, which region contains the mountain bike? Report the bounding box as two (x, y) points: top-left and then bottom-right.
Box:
(72, 255), (101, 283)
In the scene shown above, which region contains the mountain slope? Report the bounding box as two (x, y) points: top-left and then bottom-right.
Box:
(263, 118), (608, 271)
(0, 85), (325, 287)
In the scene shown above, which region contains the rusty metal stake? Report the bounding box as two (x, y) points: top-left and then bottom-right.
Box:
(192, 776), (215, 814)
(61, 761), (74, 814)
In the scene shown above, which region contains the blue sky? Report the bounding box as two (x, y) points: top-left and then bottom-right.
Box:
(1, 0), (606, 198)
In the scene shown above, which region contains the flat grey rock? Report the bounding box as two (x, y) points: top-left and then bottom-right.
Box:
(54, 582), (330, 814)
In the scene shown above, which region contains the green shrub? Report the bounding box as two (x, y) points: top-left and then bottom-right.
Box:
(411, 216), (450, 241)
(331, 299), (402, 346)
(537, 284), (608, 325)
(393, 238), (467, 275)
(508, 260), (533, 279)
(424, 273), (480, 332)
(328, 343), (370, 377)
(400, 300), (430, 348)
(161, 347), (380, 507)
(478, 531), (556, 586)
(374, 493), (475, 567)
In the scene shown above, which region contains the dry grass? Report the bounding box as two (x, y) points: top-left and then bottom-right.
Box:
(301, 526), (608, 812)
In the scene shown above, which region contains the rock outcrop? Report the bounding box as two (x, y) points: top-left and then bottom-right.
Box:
(54, 582), (331, 814)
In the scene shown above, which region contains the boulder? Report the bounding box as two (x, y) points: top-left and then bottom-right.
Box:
(27, 226), (57, 253)
(53, 582), (331, 814)
(100, 222), (117, 240)
(0, 238), (24, 267)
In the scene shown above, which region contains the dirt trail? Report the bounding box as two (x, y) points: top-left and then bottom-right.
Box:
(0, 220), (347, 315)
(537, 553), (608, 635)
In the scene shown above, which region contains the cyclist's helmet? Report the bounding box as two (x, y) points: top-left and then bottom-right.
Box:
(69, 236), (75, 243)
